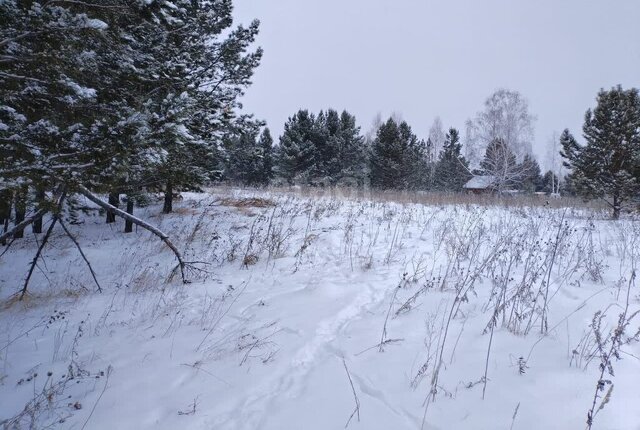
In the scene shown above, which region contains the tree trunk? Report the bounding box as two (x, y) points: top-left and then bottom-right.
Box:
(163, 180), (173, 214)
(0, 190), (10, 225)
(32, 187), (45, 234)
(13, 192), (26, 239)
(125, 197), (134, 233)
(0, 207), (48, 244)
(0, 190), (11, 245)
(0, 184), (64, 244)
(19, 190), (66, 300)
(612, 195), (621, 220)
(106, 192), (119, 223)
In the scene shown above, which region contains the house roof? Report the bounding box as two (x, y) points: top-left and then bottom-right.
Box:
(463, 175), (495, 189)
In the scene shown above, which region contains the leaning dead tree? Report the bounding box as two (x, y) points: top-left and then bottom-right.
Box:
(19, 189), (67, 300)
(77, 185), (187, 283)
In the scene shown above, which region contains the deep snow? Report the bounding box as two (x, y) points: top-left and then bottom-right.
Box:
(0, 188), (639, 430)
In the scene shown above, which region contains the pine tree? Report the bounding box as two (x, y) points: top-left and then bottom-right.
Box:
(560, 86), (640, 219)
(434, 128), (472, 191)
(0, 1), (150, 226)
(369, 118), (425, 189)
(336, 110), (368, 185)
(323, 110), (367, 186)
(559, 129), (581, 167)
(259, 128), (274, 184)
(225, 128), (263, 185)
(0, 1), (262, 288)
(480, 138), (520, 192)
(275, 109), (366, 186)
(518, 154), (543, 192)
(137, 0), (262, 212)
(406, 138), (430, 189)
(277, 110), (318, 184)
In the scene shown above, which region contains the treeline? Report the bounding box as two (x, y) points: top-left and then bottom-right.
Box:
(222, 109), (560, 194)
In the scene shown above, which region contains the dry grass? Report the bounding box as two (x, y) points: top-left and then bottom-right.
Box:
(217, 197), (276, 208)
(208, 185), (609, 212)
(172, 207), (200, 215)
(0, 288), (86, 311)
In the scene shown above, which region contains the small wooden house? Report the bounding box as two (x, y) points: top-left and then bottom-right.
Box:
(463, 175), (496, 194)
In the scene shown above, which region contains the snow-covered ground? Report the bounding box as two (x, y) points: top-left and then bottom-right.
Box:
(1, 188), (639, 430)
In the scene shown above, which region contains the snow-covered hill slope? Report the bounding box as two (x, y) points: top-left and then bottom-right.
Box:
(1, 189), (639, 429)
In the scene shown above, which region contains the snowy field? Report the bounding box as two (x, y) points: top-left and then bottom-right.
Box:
(1, 188), (639, 430)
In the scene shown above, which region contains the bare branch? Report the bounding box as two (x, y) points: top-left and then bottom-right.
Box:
(58, 218), (102, 293)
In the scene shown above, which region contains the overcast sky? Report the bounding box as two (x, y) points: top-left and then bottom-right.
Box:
(233, 0), (640, 164)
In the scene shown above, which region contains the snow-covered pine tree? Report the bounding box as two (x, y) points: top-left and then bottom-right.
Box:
(0, 0), (263, 288)
(560, 86), (640, 218)
(0, 1), (196, 290)
(334, 110), (367, 186)
(369, 118), (404, 189)
(277, 110), (319, 184)
(0, 0), (147, 228)
(133, 0), (262, 213)
(433, 128), (472, 191)
(559, 129), (581, 168)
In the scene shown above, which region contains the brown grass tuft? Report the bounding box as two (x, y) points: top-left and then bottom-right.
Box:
(217, 197), (276, 208)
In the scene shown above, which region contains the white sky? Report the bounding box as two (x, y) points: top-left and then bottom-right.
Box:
(233, 0), (640, 164)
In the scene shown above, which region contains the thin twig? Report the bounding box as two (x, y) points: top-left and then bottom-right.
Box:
(380, 276), (403, 352)
(197, 279), (250, 351)
(342, 358), (360, 428)
(81, 365), (112, 430)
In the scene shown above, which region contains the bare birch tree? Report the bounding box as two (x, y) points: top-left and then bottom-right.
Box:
(466, 89), (536, 166)
(428, 116), (446, 159)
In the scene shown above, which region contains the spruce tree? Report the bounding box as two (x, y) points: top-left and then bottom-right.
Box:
(560, 86), (640, 218)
